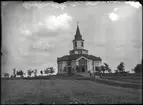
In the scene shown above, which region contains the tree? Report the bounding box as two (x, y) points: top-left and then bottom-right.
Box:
(131, 68), (134, 73)
(34, 69), (37, 77)
(16, 71), (19, 76)
(101, 65), (106, 73)
(134, 63), (142, 73)
(104, 63), (111, 73)
(24, 73), (26, 77)
(16, 70), (24, 77)
(10, 75), (13, 78)
(114, 70), (119, 76)
(4, 73), (9, 78)
(27, 69), (33, 77)
(20, 70), (24, 77)
(108, 68), (112, 73)
(49, 67), (55, 74)
(13, 68), (16, 77)
(40, 70), (43, 76)
(117, 62), (125, 73)
(44, 68), (50, 75)
(115, 70), (118, 73)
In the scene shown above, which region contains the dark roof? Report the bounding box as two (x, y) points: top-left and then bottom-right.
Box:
(69, 49), (88, 53)
(57, 54), (102, 62)
(73, 24), (84, 41)
(73, 39), (84, 41)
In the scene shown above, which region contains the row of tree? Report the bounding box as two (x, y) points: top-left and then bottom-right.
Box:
(3, 61), (142, 78)
(3, 67), (55, 78)
(96, 61), (142, 74)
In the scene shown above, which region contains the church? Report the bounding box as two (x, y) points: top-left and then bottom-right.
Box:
(57, 23), (102, 74)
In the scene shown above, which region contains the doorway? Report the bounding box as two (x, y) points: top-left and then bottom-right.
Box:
(82, 66), (85, 72)
(78, 57), (87, 72)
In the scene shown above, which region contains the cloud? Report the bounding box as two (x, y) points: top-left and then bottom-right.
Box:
(125, 1), (141, 8)
(20, 28), (32, 36)
(19, 24), (32, 37)
(114, 8), (119, 12)
(44, 13), (72, 30)
(108, 12), (118, 21)
(22, 2), (67, 10)
(33, 26), (66, 38)
(18, 46), (51, 67)
(108, 4), (138, 22)
(1, 1), (8, 8)
(16, 13), (72, 61)
(29, 39), (54, 53)
(71, 3), (77, 7)
(28, 32), (72, 54)
(17, 20), (73, 65)
(86, 2), (99, 6)
(60, 4), (66, 10)
(30, 13), (72, 38)
(22, 2), (48, 9)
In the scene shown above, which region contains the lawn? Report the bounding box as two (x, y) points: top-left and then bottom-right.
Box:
(1, 75), (142, 104)
(101, 75), (142, 84)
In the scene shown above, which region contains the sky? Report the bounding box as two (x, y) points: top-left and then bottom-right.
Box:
(1, 1), (142, 76)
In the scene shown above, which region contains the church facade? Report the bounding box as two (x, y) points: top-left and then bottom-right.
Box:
(57, 23), (102, 74)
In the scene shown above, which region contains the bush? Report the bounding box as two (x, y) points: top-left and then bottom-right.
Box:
(134, 64), (142, 73)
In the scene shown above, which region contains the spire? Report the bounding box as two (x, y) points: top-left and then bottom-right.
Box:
(76, 21), (81, 35)
(74, 21), (83, 40)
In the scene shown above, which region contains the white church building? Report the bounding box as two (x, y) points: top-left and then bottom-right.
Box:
(57, 23), (102, 74)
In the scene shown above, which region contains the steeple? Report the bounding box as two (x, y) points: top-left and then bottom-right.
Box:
(74, 22), (83, 40)
(70, 21), (88, 55)
(76, 22), (81, 35)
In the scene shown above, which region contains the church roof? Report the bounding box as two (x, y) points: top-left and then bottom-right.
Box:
(57, 54), (102, 62)
(69, 49), (88, 53)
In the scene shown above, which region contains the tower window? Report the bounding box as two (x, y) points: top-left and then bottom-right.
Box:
(75, 42), (77, 47)
(79, 50), (82, 54)
(81, 42), (83, 47)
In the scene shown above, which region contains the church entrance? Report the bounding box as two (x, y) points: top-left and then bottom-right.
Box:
(82, 66), (85, 72)
(78, 57), (87, 72)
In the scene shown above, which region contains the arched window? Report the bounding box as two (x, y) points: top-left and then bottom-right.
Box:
(81, 42), (83, 47)
(64, 67), (66, 72)
(75, 42), (77, 47)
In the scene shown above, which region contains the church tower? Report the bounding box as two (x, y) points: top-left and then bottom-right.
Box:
(69, 22), (88, 55)
(73, 22), (84, 49)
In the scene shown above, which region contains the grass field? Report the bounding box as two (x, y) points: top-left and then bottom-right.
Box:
(97, 74), (142, 89)
(101, 75), (142, 84)
(1, 75), (142, 104)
